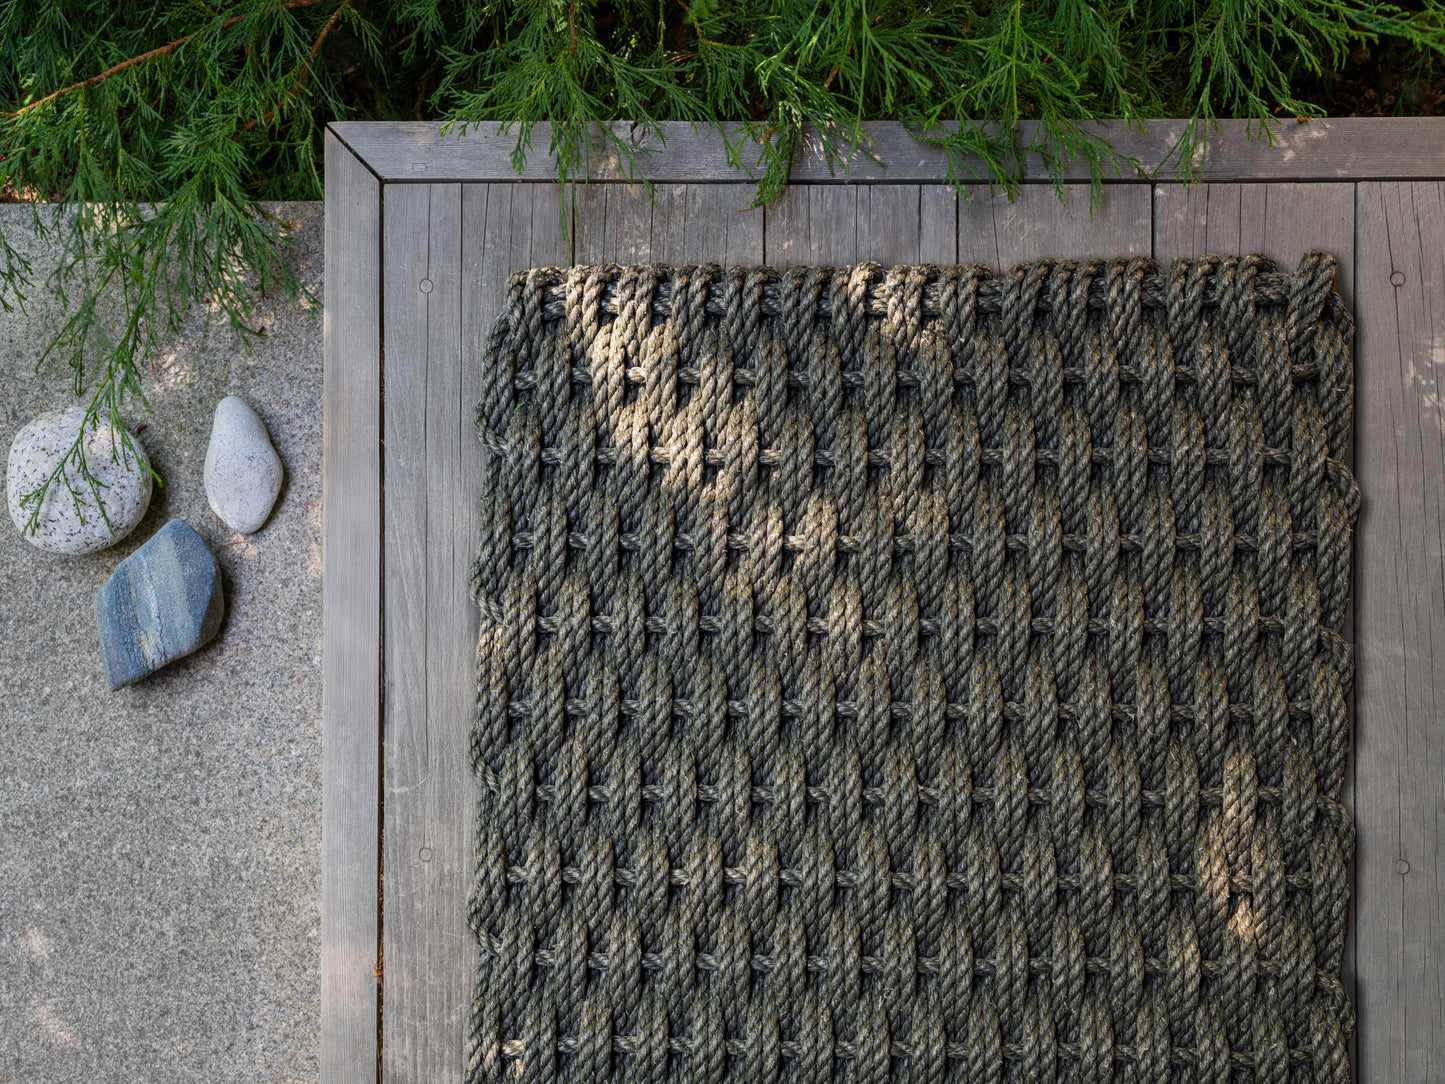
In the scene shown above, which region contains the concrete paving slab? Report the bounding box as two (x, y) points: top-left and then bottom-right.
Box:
(0, 203), (323, 1083)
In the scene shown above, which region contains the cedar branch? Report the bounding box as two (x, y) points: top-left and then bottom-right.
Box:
(5, 0), (328, 117)
(240, 0), (351, 133)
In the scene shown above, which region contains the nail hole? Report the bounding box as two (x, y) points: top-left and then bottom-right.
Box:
(1390, 271), (1406, 287)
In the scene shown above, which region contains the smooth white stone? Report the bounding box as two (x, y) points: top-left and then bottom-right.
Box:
(203, 395), (282, 534)
(6, 407), (152, 555)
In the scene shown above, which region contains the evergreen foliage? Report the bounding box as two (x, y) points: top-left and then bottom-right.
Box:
(3, 0), (1445, 523)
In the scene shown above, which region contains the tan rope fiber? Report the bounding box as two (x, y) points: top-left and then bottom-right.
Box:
(469, 255), (1358, 1084)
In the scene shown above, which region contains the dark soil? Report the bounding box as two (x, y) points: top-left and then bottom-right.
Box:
(1294, 40), (1445, 116)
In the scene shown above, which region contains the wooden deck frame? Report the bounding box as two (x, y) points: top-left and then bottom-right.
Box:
(323, 119), (1445, 1084)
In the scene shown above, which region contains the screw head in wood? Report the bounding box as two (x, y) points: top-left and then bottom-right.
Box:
(420, 278), (434, 294)
(1390, 271), (1406, 286)
(1396, 859), (1410, 875)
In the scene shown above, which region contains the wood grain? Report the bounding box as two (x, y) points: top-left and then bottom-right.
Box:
(763, 184), (858, 267)
(648, 183), (764, 265)
(763, 184), (956, 267)
(379, 182), (569, 1083)
(764, 181), (1151, 271)
(575, 183), (653, 264)
(919, 186), (959, 265)
(321, 128), (382, 1084)
(1153, 182), (1355, 303)
(331, 118), (1445, 185)
(1352, 180), (1445, 1084)
(381, 182), (463, 1082)
(856, 186), (937, 267)
(574, 183), (762, 264)
(956, 184), (1153, 266)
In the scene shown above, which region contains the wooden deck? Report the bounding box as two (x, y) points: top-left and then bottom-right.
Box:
(322, 119), (1445, 1083)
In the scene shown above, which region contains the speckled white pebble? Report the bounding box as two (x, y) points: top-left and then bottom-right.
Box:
(204, 395), (282, 534)
(6, 407), (153, 554)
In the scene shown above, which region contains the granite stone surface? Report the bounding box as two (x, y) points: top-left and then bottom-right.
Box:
(0, 203), (323, 1082)
(95, 519), (225, 689)
(205, 395), (284, 534)
(7, 405), (153, 554)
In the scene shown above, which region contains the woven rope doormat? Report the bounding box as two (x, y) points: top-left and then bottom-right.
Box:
(469, 255), (1358, 1084)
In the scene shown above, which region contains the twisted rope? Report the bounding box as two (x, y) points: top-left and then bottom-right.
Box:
(470, 255), (1358, 1084)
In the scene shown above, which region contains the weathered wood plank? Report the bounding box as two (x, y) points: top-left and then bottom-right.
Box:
(758, 182), (803, 267)
(857, 186), (932, 267)
(575, 183), (762, 265)
(649, 183), (763, 265)
(331, 118), (1445, 185)
(321, 128), (382, 1084)
(575, 183), (653, 264)
(380, 182), (570, 1084)
(416, 182), (477, 1083)
(646, 183), (690, 264)
(765, 182), (1149, 269)
(1353, 180), (1445, 1084)
(767, 180), (1150, 269)
(762, 183), (840, 268)
(1152, 182), (1355, 303)
(382, 182), (461, 1082)
(919, 186), (958, 265)
(956, 190), (1003, 267)
(416, 181), (474, 1084)
(957, 184), (1153, 266)
(795, 185), (858, 265)
(490, 182), (574, 272)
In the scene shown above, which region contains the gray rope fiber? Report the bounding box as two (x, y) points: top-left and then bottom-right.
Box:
(469, 254), (1358, 1084)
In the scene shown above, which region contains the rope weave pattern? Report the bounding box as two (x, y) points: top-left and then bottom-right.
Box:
(469, 254), (1358, 1084)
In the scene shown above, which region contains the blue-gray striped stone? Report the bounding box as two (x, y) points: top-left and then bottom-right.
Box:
(94, 519), (225, 689)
